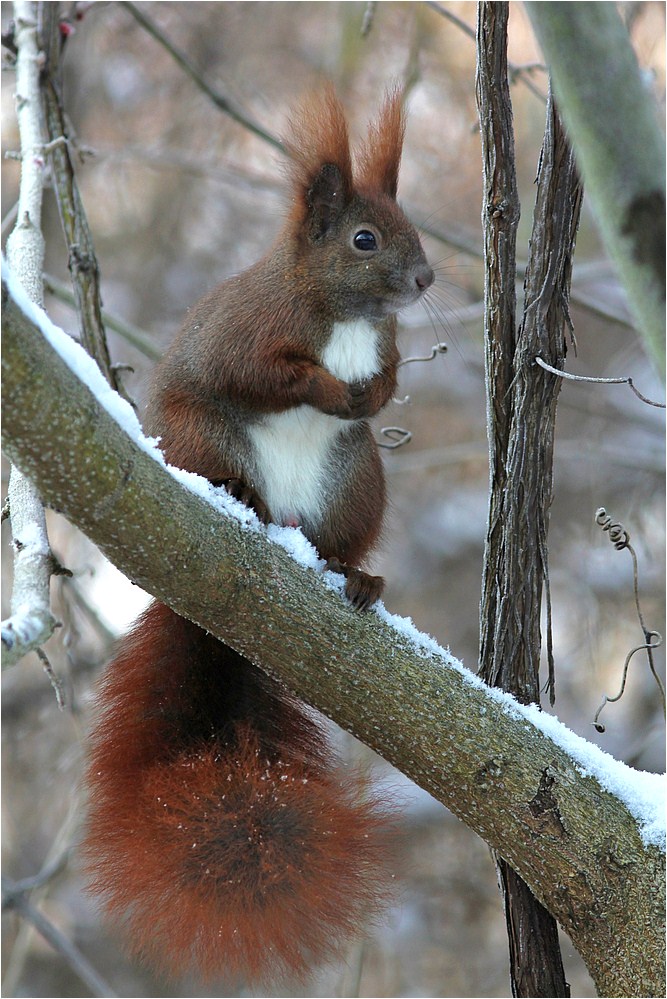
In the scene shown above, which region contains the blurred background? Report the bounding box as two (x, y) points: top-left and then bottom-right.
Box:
(2, 2), (664, 996)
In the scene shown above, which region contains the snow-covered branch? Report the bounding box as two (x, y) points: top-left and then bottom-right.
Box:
(2, 0), (57, 668)
(1, 266), (664, 997)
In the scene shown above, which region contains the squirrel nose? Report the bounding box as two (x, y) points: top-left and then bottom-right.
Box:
(414, 264), (435, 292)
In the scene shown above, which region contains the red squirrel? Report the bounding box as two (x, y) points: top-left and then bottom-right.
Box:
(82, 87), (434, 985)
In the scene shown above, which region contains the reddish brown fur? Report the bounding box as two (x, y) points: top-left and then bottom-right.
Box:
(356, 88), (406, 198)
(285, 85), (354, 225)
(83, 604), (393, 983)
(83, 88), (431, 985)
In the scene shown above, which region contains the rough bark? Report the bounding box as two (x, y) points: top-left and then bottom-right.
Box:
(476, 5), (577, 994)
(2, 275), (664, 997)
(38, 2), (131, 403)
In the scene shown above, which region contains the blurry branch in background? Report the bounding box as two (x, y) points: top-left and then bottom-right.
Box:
(1, 762), (91, 995)
(37, 4), (135, 406)
(121, 1), (284, 152)
(43, 272), (162, 361)
(3, 855), (116, 999)
(360, 1), (377, 38)
(425, 0), (547, 100)
(525, 1), (666, 377)
(1, 0), (58, 669)
(34, 645), (66, 709)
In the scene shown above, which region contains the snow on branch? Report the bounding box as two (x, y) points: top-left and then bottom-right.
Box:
(2, 264), (665, 994)
(2, 0), (56, 669)
(2, 259), (665, 838)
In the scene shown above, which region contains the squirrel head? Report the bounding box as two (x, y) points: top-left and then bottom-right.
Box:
(284, 87), (434, 321)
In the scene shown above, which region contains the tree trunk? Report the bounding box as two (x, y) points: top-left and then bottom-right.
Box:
(476, 4), (585, 994)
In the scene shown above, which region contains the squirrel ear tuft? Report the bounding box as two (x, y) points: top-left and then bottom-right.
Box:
(356, 88), (406, 200)
(285, 86), (354, 227)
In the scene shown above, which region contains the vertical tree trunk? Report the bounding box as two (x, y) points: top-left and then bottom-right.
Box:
(476, 3), (583, 994)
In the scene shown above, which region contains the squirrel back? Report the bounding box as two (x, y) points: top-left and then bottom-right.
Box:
(83, 88), (432, 984)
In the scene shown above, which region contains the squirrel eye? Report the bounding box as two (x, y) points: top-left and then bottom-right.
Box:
(353, 229), (378, 252)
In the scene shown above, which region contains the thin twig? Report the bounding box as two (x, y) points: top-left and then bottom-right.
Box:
(535, 356), (665, 408)
(1, 851), (69, 900)
(34, 647), (66, 710)
(398, 341), (448, 366)
(3, 881), (117, 998)
(593, 508), (666, 731)
(43, 272), (162, 360)
(593, 632), (663, 732)
(378, 426), (413, 449)
(425, 0), (547, 100)
(121, 1), (284, 152)
(39, 5), (134, 407)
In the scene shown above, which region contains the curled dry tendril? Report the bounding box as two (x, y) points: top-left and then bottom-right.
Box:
(592, 507), (665, 732)
(378, 342), (448, 449)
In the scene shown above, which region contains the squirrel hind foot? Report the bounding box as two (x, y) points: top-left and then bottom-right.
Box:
(216, 477), (271, 525)
(325, 558), (384, 611)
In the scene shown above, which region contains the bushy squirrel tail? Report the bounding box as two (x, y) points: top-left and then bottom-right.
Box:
(82, 602), (393, 983)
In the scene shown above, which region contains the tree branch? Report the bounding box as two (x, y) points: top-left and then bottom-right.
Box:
(38, 2), (133, 405)
(2, 877), (116, 998)
(121, 1), (284, 152)
(525, 1), (666, 377)
(1, 0), (57, 668)
(1, 266), (664, 997)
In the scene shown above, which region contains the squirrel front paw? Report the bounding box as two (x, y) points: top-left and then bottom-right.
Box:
(326, 557), (384, 611)
(220, 478), (271, 524)
(342, 380), (378, 420)
(307, 371), (378, 420)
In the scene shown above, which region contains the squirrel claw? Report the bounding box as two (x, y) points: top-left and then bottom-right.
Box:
(325, 558), (384, 612)
(221, 478), (271, 525)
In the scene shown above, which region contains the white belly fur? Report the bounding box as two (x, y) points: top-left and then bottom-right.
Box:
(249, 319), (380, 527)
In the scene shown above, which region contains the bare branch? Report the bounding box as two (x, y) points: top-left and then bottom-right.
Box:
(38, 4), (134, 406)
(476, 4), (584, 991)
(3, 878), (116, 997)
(1, 0), (57, 669)
(534, 355), (665, 408)
(121, 1), (284, 152)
